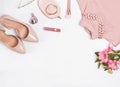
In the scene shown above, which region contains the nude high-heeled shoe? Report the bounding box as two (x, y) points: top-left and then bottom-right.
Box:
(0, 28), (25, 53)
(38, 0), (61, 19)
(0, 15), (39, 42)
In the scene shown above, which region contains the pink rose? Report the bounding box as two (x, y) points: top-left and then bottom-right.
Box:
(98, 44), (113, 63)
(108, 60), (120, 70)
(99, 49), (109, 63)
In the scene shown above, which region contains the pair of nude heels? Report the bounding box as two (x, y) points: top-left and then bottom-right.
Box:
(0, 15), (38, 54)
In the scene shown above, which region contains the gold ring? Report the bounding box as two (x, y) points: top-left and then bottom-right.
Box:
(45, 4), (58, 15)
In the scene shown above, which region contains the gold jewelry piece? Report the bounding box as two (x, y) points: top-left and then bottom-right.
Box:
(45, 4), (58, 15)
(18, 0), (35, 8)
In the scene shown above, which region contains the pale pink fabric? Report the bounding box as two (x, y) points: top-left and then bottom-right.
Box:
(78, 0), (120, 46)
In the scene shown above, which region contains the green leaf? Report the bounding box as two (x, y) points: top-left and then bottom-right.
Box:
(117, 55), (120, 59)
(114, 56), (119, 60)
(98, 63), (101, 69)
(116, 50), (120, 53)
(104, 69), (108, 71)
(118, 53), (120, 56)
(95, 59), (100, 63)
(113, 50), (117, 53)
(95, 52), (99, 56)
(108, 53), (116, 59)
(104, 66), (109, 71)
(102, 63), (107, 66)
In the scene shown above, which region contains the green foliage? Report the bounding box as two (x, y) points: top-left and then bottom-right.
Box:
(95, 52), (99, 56)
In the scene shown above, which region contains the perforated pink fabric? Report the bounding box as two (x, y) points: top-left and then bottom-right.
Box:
(78, 0), (120, 46)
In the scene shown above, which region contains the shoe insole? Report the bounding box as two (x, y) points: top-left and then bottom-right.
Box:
(1, 18), (28, 39)
(0, 30), (18, 47)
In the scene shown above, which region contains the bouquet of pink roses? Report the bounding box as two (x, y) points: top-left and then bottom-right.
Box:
(95, 44), (120, 74)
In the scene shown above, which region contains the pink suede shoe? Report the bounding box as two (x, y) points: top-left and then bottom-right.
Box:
(0, 15), (39, 42)
(0, 29), (25, 54)
(38, 0), (61, 19)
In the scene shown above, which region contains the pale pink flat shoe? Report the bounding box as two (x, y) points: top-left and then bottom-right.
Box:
(38, 0), (61, 19)
(0, 15), (39, 42)
(0, 29), (25, 54)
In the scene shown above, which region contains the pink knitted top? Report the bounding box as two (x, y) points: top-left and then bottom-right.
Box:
(78, 0), (120, 46)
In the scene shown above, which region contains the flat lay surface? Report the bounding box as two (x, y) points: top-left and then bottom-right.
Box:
(0, 0), (120, 87)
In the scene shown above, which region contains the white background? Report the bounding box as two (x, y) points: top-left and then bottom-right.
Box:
(0, 0), (120, 87)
